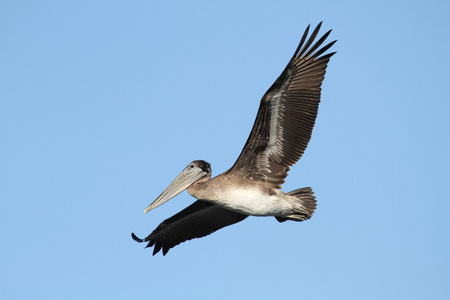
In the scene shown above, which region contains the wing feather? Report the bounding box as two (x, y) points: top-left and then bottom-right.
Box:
(228, 22), (336, 188)
(132, 200), (248, 255)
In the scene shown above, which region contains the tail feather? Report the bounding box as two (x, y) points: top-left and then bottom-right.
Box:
(275, 187), (316, 223)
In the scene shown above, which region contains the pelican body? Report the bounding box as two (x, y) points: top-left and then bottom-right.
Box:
(186, 162), (315, 219)
(132, 23), (336, 255)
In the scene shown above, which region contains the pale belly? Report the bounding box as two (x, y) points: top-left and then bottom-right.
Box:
(213, 187), (294, 216)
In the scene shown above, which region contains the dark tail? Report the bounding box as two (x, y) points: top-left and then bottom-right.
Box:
(275, 187), (316, 223)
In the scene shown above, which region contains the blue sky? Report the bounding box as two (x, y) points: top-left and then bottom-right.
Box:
(1, 1), (449, 299)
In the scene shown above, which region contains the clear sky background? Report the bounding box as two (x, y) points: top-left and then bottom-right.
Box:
(1, 1), (449, 299)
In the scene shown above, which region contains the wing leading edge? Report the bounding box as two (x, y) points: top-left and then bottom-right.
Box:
(228, 22), (336, 188)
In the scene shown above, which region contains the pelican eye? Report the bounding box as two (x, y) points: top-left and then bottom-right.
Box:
(189, 164), (195, 169)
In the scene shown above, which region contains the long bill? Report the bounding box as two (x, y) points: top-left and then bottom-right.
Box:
(144, 167), (207, 213)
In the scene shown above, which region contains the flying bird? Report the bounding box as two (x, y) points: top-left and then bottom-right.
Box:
(132, 22), (336, 255)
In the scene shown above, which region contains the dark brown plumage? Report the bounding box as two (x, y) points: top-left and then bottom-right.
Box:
(229, 23), (336, 188)
(132, 200), (247, 255)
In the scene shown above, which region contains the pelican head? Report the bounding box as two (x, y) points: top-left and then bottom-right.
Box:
(144, 160), (211, 213)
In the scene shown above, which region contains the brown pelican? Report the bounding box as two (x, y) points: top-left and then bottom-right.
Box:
(132, 22), (336, 255)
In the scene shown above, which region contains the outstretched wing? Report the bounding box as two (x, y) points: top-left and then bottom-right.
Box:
(132, 200), (248, 255)
(228, 23), (336, 188)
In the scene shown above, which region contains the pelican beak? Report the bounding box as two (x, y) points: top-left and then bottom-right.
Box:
(144, 165), (207, 213)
